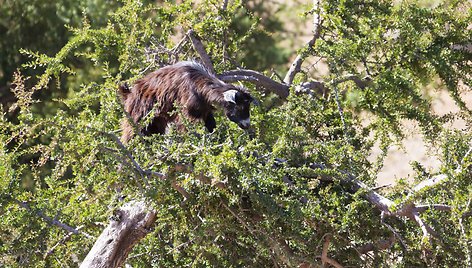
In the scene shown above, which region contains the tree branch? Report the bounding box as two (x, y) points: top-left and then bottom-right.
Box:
(357, 235), (396, 254)
(306, 162), (456, 249)
(320, 234), (344, 268)
(218, 69), (290, 98)
(295, 81), (328, 96)
(411, 211), (438, 241)
(283, 0), (323, 85)
(44, 230), (77, 259)
(80, 201), (156, 268)
(16, 201), (93, 239)
(330, 74), (373, 89)
(341, 175), (396, 214)
(415, 204), (452, 213)
(380, 211), (408, 251)
(294, 74), (372, 98)
(410, 174), (448, 195)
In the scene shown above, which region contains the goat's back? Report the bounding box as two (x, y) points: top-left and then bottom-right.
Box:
(120, 62), (222, 142)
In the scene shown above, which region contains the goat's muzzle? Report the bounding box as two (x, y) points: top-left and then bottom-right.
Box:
(238, 118), (251, 129)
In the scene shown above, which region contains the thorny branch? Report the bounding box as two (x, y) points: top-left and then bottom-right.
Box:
(44, 227), (84, 259)
(306, 162), (456, 252)
(16, 201), (93, 239)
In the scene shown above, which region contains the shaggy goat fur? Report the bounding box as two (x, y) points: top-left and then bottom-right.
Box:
(119, 61), (254, 143)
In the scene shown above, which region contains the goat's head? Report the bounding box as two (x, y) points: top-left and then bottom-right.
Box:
(222, 86), (255, 129)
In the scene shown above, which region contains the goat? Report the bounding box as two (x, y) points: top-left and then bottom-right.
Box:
(119, 61), (255, 143)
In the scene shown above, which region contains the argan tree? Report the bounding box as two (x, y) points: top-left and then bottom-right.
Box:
(1, 0), (471, 267)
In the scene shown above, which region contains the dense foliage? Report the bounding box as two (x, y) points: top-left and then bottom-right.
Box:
(0, 0), (471, 267)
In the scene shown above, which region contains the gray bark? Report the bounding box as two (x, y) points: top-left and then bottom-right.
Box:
(80, 201), (156, 268)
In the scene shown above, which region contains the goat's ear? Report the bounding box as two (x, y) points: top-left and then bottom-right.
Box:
(223, 90), (238, 104)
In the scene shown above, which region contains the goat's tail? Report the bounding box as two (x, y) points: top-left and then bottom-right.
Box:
(118, 83), (131, 102)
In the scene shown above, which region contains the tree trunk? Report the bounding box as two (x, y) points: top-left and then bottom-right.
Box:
(80, 201), (156, 268)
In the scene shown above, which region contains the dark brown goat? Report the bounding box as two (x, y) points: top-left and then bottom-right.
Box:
(119, 61), (255, 143)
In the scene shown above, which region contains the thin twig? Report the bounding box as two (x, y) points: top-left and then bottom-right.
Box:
(459, 198), (472, 267)
(44, 228), (81, 259)
(381, 211), (407, 251)
(100, 130), (148, 191)
(371, 184), (392, 191)
(332, 84), (349, 143)
(222, 203), (256, 234)
(222, 0), (229, 10)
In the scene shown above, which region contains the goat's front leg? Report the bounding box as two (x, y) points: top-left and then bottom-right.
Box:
(204, 113), (216, 132)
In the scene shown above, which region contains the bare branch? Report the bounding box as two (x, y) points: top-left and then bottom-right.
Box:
(381, 211), (408, 251)
(305, 163), (396, 214)
(16, 201), (93, 239)
(187, 29), (215, 74)
(44, 230), (77, 259)
(357, 236), (396, 254)
(295, 81), (328, 96)
(218, 69), (290, 98)
(330, 74), (373, 89)
(411, 211), (439, 241)
(410, 174), (448, 194)
(415, 204), (452, 213)
(284, 0), (323, 85)
(343, 176), (395, 214)
(294, 74), (372, 98)
(320, 234), (344, 268)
